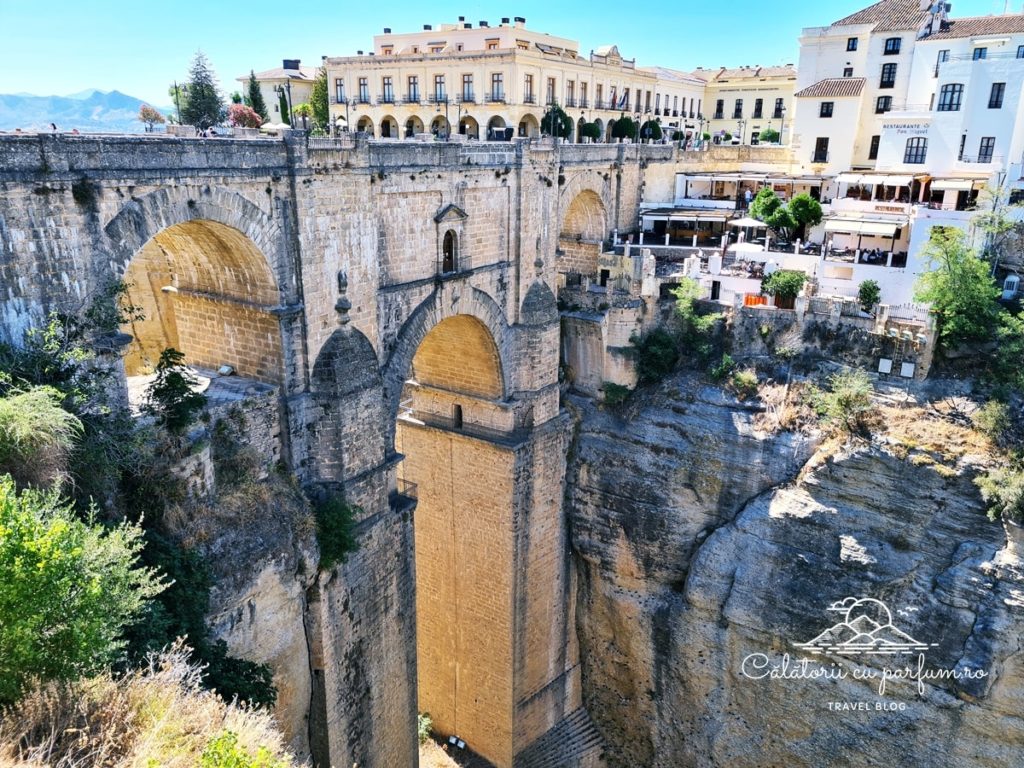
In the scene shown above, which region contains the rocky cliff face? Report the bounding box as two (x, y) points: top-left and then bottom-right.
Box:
(568, 377), (1024, 767)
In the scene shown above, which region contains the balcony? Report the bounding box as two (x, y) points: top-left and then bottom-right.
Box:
(460, 92), (476, 104)
(523, 94), (536, 104)
(714, 112), (724, 120)
(357, 95), (371, 104)
(485, 92), (506, 104)
(579, 99), (589, 109)
(427, 94), (447, 104)
(811, 151), (830, 164)
(594, 99), (606, 109)
(565, 97), (576, 108)
(389, 479), (418, 511)
(959, 154), (1001, 165)
(377, 94), (395, 104)
(404, 93), (421, 104)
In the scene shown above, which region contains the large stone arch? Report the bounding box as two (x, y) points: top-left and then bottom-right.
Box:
(104, 187), (293, 385)
(382, 286), (512, 435)
(557, 187), (608, 276)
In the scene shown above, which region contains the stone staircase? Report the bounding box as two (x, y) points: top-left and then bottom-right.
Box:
(515, 708), (607, 768)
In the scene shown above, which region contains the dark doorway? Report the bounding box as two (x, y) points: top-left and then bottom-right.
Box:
(442, 230), (457, 273)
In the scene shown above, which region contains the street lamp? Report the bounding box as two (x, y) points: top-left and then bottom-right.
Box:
(437, 97), (450, 141)
(779, 105), (787, 144)
(173, 82), (188, 124)
(274, 82), (294, 128)
(736, 119), (747, 145)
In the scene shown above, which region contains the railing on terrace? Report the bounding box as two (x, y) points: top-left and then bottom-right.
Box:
(958, 154), (1003, 164)
(390, 478), (418, 508)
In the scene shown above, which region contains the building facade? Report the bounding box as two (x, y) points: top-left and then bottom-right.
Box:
(319, 17), (704, 141)
(691, 65), (799, 146)
(238, 59), (318, 126)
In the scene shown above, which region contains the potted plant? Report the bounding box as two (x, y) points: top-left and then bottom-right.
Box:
(858, 279), (881, 314)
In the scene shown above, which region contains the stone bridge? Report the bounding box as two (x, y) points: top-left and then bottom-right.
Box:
(0, 132), (674, 768)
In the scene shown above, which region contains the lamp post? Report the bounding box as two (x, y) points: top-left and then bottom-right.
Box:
(275, 82), (294, 128)
(779, 106), (787, 144)
(172, 81), (186, 124)
(736, 119), (747, 145)
(437, 97), (450, 140)
(580, 111), (586, 143)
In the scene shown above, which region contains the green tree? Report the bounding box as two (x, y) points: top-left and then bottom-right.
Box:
(143, 348), (207, 434)
(639, 120), (662, 141)
(311, 66), (329, 130)
(914, 228), (1002, 349)
(611, 113), (637, 140)
(540, 102), (573, 138)
(672, 277), (720, 358)
(858, 279), (881, 311)
(630, 328), (679, 384)
(292, 102), (313, 129)
(973, 182), (1023, 268)
(0, 476), (164, 704)
(788, 193), (823, 240)
(579, 122), (602, 142)
(749, 187), (798, 234)
(278, 91), (290, 126)
(181, 51), (225, 129)
(246, 71), (269, 121)
(759, 128), (780, 144)
(229, 92), (242, 104)
(761, 270), (807, 308)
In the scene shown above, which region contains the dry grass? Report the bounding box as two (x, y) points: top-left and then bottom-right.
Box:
(878, 404), (991, 465)
(754, 381), (818, 434)
(0, 644), (299, 768)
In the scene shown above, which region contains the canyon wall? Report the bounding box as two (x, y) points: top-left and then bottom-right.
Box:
(569, 377), (1024, 767)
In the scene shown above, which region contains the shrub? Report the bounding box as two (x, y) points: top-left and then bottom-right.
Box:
(138, 104), (167, 132)
(540, 103), (573, 139)
(977, 460), (1024, 522)
(731, 369), (760, 400)
(0, 645), (299, 768)
(601, 382), (632, 406)
(761, 270), (807, 302)
(0, 386), (82, 489)
(973, 400), (1011, 446)
(811, 370), (877, 435)
(858, 279), (881, 311)
(672, 277), (720, 359)
(315, 493), (360, 570)
(709, 353), (736, 382)
(0, 476), (165, 704)
(227, 103), (263, 129)
(639, 120), (662, 141)
(611, 114), (637, 140)
(418, 712), (433, 745)
(579, 122), (602, 141)
(201, 730), (290, 768)
(630, 328), (680, 384)
(759, 128), (780, 143)
(144, 348), (207, 433)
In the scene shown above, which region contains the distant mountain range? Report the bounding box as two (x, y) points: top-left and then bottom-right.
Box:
(0, 90), (175, 134)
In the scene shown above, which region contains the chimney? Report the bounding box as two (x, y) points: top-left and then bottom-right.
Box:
(458, 15), (465, 21)
(282, 59), (300, 70)
(356, 50), (363, 56)
(501, 17), (510, 24)
(514, 16), (526, 26)
(383, 27), (391, 33)
(464, 23), (472, 28)
(479, 20), (489, 27)
(424, 24), (432, 30)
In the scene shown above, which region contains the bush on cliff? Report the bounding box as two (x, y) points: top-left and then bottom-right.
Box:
(630, 328), (680, 384)
(810, 370), (878, 436)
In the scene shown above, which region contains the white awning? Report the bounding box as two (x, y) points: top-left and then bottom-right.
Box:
(729, 217), (767, 228)
(931, 178), (974, 191)
(879, 175), (913, 186)
(825, 218), (905, 237)
(660, 210), (733, 222)
(836, 173), (864, 185)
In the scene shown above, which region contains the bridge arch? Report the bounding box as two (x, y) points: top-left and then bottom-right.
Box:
(558, 188), (608, 277)
(104, 187), (289, 385)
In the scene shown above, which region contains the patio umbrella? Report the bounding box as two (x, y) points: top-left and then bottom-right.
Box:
(730, 242), (770, 261)
(260, 122), (291, 132)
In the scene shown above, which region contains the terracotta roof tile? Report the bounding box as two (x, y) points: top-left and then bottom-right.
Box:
(795, 78), (866, 98)
(690, 65), (797, 82)
(927, 14), (1024, 39)
(831, 0), (932, 32)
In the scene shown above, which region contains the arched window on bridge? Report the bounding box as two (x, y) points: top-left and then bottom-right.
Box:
(442, 230), (458, 274)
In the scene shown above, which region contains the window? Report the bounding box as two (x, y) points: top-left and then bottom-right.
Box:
(733, 99), (743, 118)
(655, 93), (661, 113)
(433, 74), (445, 102)
(635, 90), (642, 113)
(595, 83), (603, 107)
(430, 46), (443, 54)
(843, 67), (854, 78)
(547, 77), (556, 105)
(904, 137), (928, 164)
(869, 135), (880, 160)
(1018, 45), (1024, 59)
(491, 72), (504, 101)
(442, 230), (457, 273)
(880, 63), (897, 88)
(876, 96), (892, 114)
(989, 82), (1005, 109)
(936, 83), (963, 111)
(462, 74), (473, 101)
(773, 98), (784, 118)
(820, 101), (834, 118)
(408, 76), (419, 102)
(973, 47), (987, 60)
(847, 37), (858, 51)
(978, 137), (996, 163)
(938, 49), (950, 64)
(335, 78), (345, 103)
(580, 82), (588, 107)
(813, 137), (829, 163)
(645, 90), (651, 111)
(524, 74), (534, 103)
(884, 37), (902, 55)
(959, 133), (967, 160)
(381, 46), (393, 56)
(714, 99), (724, 119)
(565, 80), (574, 106)
(381, 76), (394, 103)
(753, 98), (763, 118)
(486, 41), (498, 50)
(358, 77), (369, 103)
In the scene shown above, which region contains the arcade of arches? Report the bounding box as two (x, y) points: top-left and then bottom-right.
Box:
(558, 189), (608, 277)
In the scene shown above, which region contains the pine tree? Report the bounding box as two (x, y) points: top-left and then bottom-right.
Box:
(278, 91), (290, 126)
(180, 51), (224, 129)
(311, 66), (329, 131)
(247, 70), (269, 121)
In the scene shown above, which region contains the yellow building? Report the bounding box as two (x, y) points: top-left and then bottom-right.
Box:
(320, 17), (705, 141)
(692, 64), (798, 145)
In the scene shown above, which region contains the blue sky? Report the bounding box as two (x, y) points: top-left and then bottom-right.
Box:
(0, 0), (1012, 105)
